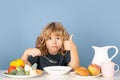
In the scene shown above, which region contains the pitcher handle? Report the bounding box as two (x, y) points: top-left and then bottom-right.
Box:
(114, 64), (119, 72)
(109, 46), (118, 61)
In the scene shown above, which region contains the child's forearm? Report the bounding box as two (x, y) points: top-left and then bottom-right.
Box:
(69, 45), (80, 70)
(21, 52), (31, 65)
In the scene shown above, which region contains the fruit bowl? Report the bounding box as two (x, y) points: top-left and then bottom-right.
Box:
(43, 66), (72, 75)
(74, 63), (101, 77)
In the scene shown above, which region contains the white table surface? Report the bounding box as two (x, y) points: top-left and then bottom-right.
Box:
(0, 70), (120, 80)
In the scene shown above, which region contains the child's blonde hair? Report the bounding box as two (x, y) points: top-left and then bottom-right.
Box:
(35, 22), (70, 55)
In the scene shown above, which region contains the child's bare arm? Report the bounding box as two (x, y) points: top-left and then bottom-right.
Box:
(21, 48), (41, 65)
(64, 35), (80, 70)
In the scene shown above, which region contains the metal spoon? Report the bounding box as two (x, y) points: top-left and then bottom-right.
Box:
(41, 51), (69, 64)
(41, 56), (57, 64)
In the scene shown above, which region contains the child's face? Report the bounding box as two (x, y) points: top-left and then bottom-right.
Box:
(46, 33), (63, 55)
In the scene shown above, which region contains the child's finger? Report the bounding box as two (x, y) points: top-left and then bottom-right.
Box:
(69, 35), (73, 41)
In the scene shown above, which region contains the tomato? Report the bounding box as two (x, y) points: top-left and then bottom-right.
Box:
(8, 66), (16, 73)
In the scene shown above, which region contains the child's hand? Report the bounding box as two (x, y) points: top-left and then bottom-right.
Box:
(64, 35), (75, 51)
(24, 48), (41, 57)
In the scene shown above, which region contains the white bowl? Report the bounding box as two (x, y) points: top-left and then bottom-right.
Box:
(43, 66), (72, 75)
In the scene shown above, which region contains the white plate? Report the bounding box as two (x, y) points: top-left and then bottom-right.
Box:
(43, 66), (72, 75)
(3, 72), (43, 79)
(69, 72), (101, 78)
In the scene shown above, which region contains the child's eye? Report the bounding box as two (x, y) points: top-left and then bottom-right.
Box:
(56, 37), (61, 39)
(57, 38), (60, 39)
(48, 37), (52, 40)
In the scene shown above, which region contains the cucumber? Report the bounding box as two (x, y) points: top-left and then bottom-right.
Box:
(16, 70), (26, 75)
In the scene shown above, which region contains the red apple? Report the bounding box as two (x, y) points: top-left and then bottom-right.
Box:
(88, 63), (101, 76)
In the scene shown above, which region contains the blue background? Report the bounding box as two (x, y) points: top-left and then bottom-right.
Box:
(0, 0), (120, 70)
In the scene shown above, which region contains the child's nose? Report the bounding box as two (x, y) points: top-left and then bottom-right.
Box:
(52, 38), (57, 44)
